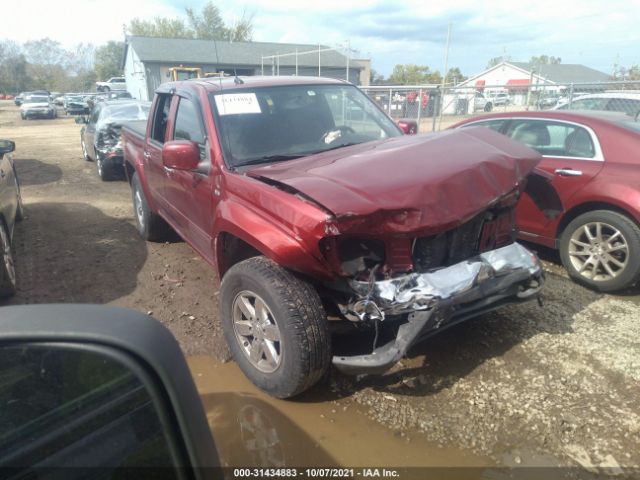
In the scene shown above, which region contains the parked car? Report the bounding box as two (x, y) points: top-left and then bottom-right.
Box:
(20, 94), (57, 120)
(474, 91), (493, 112)
(94, 90), (133, 103)
(487, 91), (510, 106)
(553, 92), (640, 116)
(64, 95), (90, 115)
(0, 139), (24, 298)
(122, 76), (560, 398)
(78, 100), (150, 180)
(452, 110), (640, 291)
(14, 93), (25, 106)
(96, 76), (127, 92)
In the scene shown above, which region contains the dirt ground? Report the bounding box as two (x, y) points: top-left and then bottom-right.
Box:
(1, 100), (639, 473)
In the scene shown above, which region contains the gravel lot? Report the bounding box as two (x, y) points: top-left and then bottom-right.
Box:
(1, 100), (638, 474)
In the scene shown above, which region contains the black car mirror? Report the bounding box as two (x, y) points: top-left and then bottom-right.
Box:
(0, 139), (16, 154)
(0, 305), (219, 478)
(75, 116), (88, 125)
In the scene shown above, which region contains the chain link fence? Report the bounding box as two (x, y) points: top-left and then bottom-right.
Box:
(360, 81), (640, 132)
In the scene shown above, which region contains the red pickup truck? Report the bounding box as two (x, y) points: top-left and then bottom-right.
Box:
(122, 76), (560, 398)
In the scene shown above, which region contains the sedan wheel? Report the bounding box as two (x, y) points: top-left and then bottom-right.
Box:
(560, 210), (640, 291)
(232, 290), (282, 373)
(0, 222), (17, 297)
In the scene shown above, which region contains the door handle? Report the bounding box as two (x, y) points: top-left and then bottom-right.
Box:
(554, 168), (583, 177)
(143, 151), (151, 159)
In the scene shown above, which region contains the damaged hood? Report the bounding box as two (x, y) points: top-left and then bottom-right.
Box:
(246, 127), (543, 234)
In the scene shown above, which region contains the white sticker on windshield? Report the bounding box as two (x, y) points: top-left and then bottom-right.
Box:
(215, 93), (261, 115)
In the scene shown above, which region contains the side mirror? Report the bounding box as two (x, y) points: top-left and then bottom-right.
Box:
(397, 119), (417, 135)
(0, 139), (16, 154)
(162, 140), (201, 170)
(75, 116), (87, 124)
(0, 305), (218, 474)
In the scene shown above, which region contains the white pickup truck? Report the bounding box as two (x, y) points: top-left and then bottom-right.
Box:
(95, 77), (127, 92)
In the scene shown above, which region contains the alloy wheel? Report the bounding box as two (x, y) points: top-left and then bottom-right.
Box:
(232, 290), (282, 373)
(134, 189), (145, 227)
(0, 226), (16, 287)
(568, 221), (629, 282)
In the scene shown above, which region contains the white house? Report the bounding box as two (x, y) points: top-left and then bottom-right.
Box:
(458, 61), (611, 105)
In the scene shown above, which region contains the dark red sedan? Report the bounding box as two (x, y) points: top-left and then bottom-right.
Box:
(452, 111), (640, 291)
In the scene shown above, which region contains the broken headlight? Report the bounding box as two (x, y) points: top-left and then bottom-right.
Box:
(321, 237), (385, 278)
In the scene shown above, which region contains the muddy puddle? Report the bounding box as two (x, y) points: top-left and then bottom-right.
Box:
(188, 356), (491, 470)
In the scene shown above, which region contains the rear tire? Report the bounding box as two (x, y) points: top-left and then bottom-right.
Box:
(220, 257), (331, 398)
(559, 210), (640, 292)
(0, 220), (17, 298)
(131, 172), (170, 241)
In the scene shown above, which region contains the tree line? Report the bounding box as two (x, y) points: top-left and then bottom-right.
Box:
(0, 2), (253, 94)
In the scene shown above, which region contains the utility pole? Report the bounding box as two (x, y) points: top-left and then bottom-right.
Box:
(345, 39), (350, 83)
(437, 22), (452, 129)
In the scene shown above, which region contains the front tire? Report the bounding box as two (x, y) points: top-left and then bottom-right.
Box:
(559, 210), (640, 292)
(484, 102), (493, 112)
(0, 221), (17, 298)
(131, 173), (170, 241)
(96, 155), (113, 181)
(81, 138), (91, 161)
(220, 257), (331, 398)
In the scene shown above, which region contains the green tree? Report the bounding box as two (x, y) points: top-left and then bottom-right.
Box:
(369, 69), (385, 85)
(94, 41), (125, 80)
(185, 2), (226, 39)
(388, 64), (441, 85)
(530, 55), (561, 65)
(23, 38), (70, 68)
(486, 55), (511, 68)
(445, 67), (466, 84)
(128, 17), (193, 38)
(128, 2), (254, 41)
(227, 10), (254, 41)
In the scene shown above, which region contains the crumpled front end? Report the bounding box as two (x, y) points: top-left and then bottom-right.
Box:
(95, 123), (124, 163)
(332, 242), (544, 375)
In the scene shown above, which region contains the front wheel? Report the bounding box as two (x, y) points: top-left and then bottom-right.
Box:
(0, 221), (17, 298)
(96, 155), (113, 181)
(81, 138), (91, 161)
(559, 210), (640, 292)
(220, 257), (331, 398)
(484, 102), (493, 112)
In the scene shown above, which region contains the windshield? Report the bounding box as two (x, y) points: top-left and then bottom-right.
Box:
(210, 84), (402, 167)
(24, 96), (49, 104)
(98, 103), (150, 127)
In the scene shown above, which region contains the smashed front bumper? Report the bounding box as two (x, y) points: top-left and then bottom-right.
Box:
(332, 242), (543, 375)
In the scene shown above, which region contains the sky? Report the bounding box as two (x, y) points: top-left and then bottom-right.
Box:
(4, 0), (640, 77)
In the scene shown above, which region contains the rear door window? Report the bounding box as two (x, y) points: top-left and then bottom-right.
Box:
(505, 120), (596, 158)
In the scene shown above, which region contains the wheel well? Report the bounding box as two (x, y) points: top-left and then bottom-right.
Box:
(124, 162), (135, 184)
(217, 232), (261, 277)
(556, 202), (639, 238)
